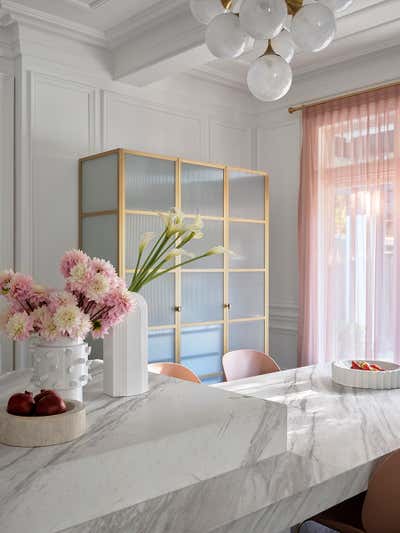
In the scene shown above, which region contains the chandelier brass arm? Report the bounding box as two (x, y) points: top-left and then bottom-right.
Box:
(220, 0), (304, 15)
(221, 0), (233, 9)
(286, 0), (303, 16)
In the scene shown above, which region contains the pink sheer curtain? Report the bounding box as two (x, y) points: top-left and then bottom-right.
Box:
(298, 86), (400, 366)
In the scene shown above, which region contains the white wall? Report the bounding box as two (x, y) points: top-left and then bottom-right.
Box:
(3, 34), (256, 370)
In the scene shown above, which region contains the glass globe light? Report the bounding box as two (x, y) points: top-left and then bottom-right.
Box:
(271, 30), (296, 62)
(190, 0), (225, 25)
(247, 52), (293, 102)
(206, 13), (250, 58)
(239, 0), (288, 40)
(319, 0), (353, 13)
(291, 4), (336, 52)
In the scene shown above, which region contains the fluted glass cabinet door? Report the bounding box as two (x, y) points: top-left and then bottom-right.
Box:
(182, 273), (224, 324)
(230, 222), (265, 269)
(125, 153), (175, 212)
(81, 214), (118, 267)
(229, 320), (265, 353)
(125, 214), (166, 269)
(81, 154), (118, 213)
(148, 329), (175, 364)
(181, 163), (224, 217)
(126, 272), (175, 328)
(229, 272), (265, 320)
(184, 219), (224, 269)
(229, 170), (265, 220)
(181, 325), (223, 377)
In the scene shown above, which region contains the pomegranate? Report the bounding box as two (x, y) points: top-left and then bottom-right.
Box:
(34, 389), (60, 403)
(35, 393), (67, 416)
(7, 391), (35, 416)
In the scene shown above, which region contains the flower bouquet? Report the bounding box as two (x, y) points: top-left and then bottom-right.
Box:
(0, 251), (133, 400)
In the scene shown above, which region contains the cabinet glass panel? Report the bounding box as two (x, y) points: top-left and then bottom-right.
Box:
(181, 163), (223, 217)
(181, 324), (223, 377)
(125, 214), (174, 270)
(184, 219), (224, 269)
(229, 320), (265, 353)
(202, 375), (223, 384)
(82, 215), (117, 267)
(148, 329), (175, 364)
(182, 273), (224, 323)
(126, 272), (175, 327)
(230, 170), (265, 220)
(230, 222), (265, 269)
(81, 154), (118, 213)
(125, 154), (175, 212)
(229, 272), (265, 319)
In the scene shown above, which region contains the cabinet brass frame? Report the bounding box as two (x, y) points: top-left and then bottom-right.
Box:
(79, 148), (270, 382)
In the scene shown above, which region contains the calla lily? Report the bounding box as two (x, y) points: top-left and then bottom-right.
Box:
(128, 208), (232, 293)
(139, 232), (156, 253)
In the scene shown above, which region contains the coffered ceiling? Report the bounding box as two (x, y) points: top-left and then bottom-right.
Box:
(0, 0), (399, 91)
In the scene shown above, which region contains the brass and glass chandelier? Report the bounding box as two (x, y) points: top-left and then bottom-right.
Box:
(190, 0), (353, 102)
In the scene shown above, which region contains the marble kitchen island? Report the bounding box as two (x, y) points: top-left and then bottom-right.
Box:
(1, 364), (400, 533)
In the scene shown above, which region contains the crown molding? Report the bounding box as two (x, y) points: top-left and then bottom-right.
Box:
(107, 0), (186, 49)
(0, 0), (107, 47)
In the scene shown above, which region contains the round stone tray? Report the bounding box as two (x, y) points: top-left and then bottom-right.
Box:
(0, 400), (86, 447)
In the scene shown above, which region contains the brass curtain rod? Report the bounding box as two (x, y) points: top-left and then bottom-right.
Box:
(288, 79), (400, 114)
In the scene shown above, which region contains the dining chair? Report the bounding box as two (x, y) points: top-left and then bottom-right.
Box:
(299, 449), (400, 533)
(222, 350), (280, 381)
(148, 362), (201, 383)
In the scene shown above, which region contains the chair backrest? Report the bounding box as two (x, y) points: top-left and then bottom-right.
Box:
(362, 449), (400, 533)
(222, 350), (280, 382)
(148, 362), (201, 383)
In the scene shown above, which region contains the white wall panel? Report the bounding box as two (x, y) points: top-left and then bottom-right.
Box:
(258, 119), (300, 367)
(102, 91), (204, 161)
(31, 73), (96, 287)
(209, 120), (252, 168)
(0, 73), (14, 373)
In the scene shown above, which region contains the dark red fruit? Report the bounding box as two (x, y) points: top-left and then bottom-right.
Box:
(34, 389), (60, 403)
(35, 394), (67, 417)
(7, 391), (35, 416)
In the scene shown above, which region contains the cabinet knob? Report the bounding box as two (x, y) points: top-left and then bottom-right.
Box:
(175, 306), (182, 312)
(224, 303), (231, 310)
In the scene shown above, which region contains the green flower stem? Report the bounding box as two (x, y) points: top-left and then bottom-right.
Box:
(129, 232), (184, 291)
(131, 252), (212, 292)
(136, 230), (167, 275)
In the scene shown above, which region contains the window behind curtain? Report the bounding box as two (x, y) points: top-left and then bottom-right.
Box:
(298, 86), (400, 366)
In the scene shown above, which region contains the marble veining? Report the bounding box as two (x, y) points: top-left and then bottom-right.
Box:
(0, 368), (286, 533)
(2, 363), (400, 533)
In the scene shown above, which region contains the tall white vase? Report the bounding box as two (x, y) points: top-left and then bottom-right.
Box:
(103, 292), (149, 397)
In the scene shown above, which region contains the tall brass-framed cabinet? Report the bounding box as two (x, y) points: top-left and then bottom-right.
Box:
(79, 149), (269, 384)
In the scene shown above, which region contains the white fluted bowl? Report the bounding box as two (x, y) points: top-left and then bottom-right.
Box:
(332, 360), (400, 389)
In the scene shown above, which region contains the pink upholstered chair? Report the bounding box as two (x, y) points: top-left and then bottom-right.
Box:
(148, 362), (201, 384)
(301, 449), (400, 533)
(222, 350), (280, 382)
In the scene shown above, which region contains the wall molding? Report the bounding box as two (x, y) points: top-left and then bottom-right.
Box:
(0, 72), (14, 372)
(270, 303), (298, 335)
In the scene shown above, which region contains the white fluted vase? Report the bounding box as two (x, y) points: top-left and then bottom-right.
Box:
(30, 338), (91, 402)
(103, 292), (149, 397)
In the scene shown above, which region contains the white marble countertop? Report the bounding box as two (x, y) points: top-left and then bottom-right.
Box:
(1, 363), (400, 533)
(0, 367), (286, 533)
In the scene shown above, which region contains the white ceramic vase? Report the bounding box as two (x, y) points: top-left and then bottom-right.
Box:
(30, 338), (91, 402)
(103, 292), (149, 397)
